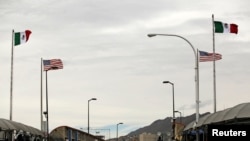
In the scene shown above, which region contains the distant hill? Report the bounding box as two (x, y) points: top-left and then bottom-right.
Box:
(126, 112), (210, 136)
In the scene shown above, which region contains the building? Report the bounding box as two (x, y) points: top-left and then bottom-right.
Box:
(0, 118), (44, 141)
(139, 133), (158, 141)
(50, 126), (105, 141)
(182, 102), (250, 141)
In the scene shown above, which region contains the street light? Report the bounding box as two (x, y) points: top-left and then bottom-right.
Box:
(148, 33), (199, 141)
(116, 122), (123, 141)
(163, 81), (175, 140)
(88, 98), (97, 134)
(174, 111), (182, 123)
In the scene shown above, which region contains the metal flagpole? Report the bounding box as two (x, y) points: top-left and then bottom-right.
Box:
(196, 48), (200, 121)
(196, 48), (200, 141)
(212, 14), (217, 113)
(42, 59), (63, 140)
(10, 29), (14, 120)
(41, 58), (43, 130)
(45, 70), (49, 141)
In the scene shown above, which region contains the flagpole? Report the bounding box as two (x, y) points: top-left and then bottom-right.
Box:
(45, 70), (49, 141)
(10, 29), (14, 120)
(212, 14), (217, 113)
(41, 58), (43, 130)
(42, 59), (64, 141)
(196, 48), (200, 141)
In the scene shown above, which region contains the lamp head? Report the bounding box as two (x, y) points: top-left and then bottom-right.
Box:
(89, 98), (97, 101)
(147, 34), (156, 37)
(163, 81), (173, 85)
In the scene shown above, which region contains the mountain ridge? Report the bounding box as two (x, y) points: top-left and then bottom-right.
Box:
(126, 112), (210, 136)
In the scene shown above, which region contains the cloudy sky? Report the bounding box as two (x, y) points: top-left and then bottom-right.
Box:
(1, 0), (250, 138)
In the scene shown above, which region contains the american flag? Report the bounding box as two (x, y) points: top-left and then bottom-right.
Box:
(199, 51), (222, 62)
(43, 59), (63, 71)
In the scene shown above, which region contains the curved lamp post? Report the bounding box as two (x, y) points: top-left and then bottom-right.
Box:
(163, 81), (175, 140)
(88, 98), (97, 134)
(174, 110), (182, 123)
(116, 122), (123, 141)
(148, 33), (200, 140)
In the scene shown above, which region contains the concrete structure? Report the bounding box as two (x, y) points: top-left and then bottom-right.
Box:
(0, 118), (44, 141)
(50, 126), (104, 141)
(139, 133), (158, 141)
(183, 102), (250, 141)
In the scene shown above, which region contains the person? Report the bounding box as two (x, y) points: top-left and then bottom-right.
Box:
(157, 136), (162, 141)
(16, 135), (24, 141)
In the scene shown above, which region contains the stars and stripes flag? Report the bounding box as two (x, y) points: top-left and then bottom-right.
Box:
(43, 59), (63, 71)
(199, 51), (222, 62)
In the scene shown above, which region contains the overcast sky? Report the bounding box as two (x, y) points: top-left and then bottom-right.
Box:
(1, 0), (250, 138)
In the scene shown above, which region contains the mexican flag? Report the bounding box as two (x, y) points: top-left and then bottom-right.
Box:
(14, 30), (32, 46)
(214, 21), (238, 34)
